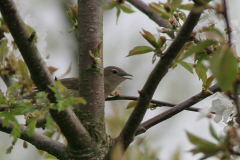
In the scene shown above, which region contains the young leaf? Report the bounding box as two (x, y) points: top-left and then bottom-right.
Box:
(209, 123), (220, 141)
(103, 1), (116, 10)
(120, 3), (134, 13)
(195, 55), (208, 84)
(126, 101), (137, 109)
(179, 3), (193, 10)
(17, 59), (29, 78)
(127, 46), (154, 57)
(204, 75), (214, 89)
(45, 114), (55, 132)
(210, 45), (238, 91)
(116, 7), (121, 23)
(202, 27), (225, 41)
(179, 39), (217, 62)
(187, 132), (217, 149)
(149, 3), (171, 18)
(171, 0), (182, 9)
(179, 61), (194, 73)
(68, 4), (78, 19)
(26, 117), (37, 136)
(141, 29), (158, 48)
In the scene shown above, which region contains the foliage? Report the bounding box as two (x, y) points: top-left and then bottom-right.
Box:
(1, 0), (240, 160)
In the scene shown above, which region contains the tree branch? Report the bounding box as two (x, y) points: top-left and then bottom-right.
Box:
(1, 75), (13, 87)
(222, 0), (232, 46)
(0, 0), (91, 150)
(127, 0), (174, 38)
(77, 0), (106, 144)
(104, 3), (206, 159)
(106, 95), (200, 112)
(135, 84), (220, 136)
(233, 82), (240, 124)
(0, 118), (66, 159)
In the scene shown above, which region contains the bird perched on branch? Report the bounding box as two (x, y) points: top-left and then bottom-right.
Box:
(23, 66), (132, 99)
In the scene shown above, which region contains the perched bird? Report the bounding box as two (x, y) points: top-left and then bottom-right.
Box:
(23, 66), (132, 99)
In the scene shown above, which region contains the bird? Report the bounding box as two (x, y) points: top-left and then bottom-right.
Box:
(23, 66), (132, 99)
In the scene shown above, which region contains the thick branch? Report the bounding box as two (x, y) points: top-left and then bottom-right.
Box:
(104, 3), (205, 159)
(0, 118), (66, 159)
(78, 0), (106, 142)
(136, 84), (220, 135)
(0, 0), (91, 149)
(127, 0), (174, 38)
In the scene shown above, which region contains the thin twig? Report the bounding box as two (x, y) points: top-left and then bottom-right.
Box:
(106, 95), (201, 112)
(222, 0), (232, 46)
(135, 84), (220, 136)
(233, 82), (240, 124)
(127, 0), (174, 38)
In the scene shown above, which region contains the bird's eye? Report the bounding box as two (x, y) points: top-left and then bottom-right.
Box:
(112, 69), (119, 74)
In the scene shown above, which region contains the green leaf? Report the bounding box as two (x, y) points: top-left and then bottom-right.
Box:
(202, 27), (225, 41)
(68, 4), (78, 19)
(11, 122), (21, 143)
(25, 25), (37, 42)
(171, 0), (182, 9)
(0, 95), (6, 104)
(48, 85), (58, 94)
(210, 45), (238, 91)
(149, 3), (171, 18)
(45, 114), (55, 132)
(116, 7), (121, 23)
(103, 1), (116, 10)
(14, 102), (36, 114)
(17, 59), (29, 78)
(120, 3), (134, 13)
(126, 101), (137, 109)
(204, 75), (214, 89)
(127, 46), (154, 57)
(195, 54), (208, 84)
(141, 29), (158, 48)
(26, 117), (37, 136)
(0, 39), (8, 63)
(209, 123), (220, 141)
(66, 11), (77, 24)
(44, 153), (57, 159)
(179, 61), (194, 73)
(179, 3), (193, 10)
(73, 97), (87, 105)
(171, 147), (181, 160)
(179, 39), (217, 61)
(187, 132), (217, 149)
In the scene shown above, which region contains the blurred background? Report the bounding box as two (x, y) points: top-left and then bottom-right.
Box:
(0, 0), (240, 159)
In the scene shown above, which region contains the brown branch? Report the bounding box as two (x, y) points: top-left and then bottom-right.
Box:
(77, 0), (106, 145)
(0, 0), (91, 150)
(127, 0), (174, 39)
(233, 82), (240, 124)
(0, 118), (67, 159)
(135, 84), (220, 136)
(103, 3), (206, 160)
(1, 75), (13, 87)
(106, 95), (200, 112)
(222, 0), (232, 46)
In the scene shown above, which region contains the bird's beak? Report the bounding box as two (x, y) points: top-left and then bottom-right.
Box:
(122, 73), (133, 80)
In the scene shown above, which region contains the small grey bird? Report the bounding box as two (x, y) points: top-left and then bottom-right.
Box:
(23, 66), (132, 99)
